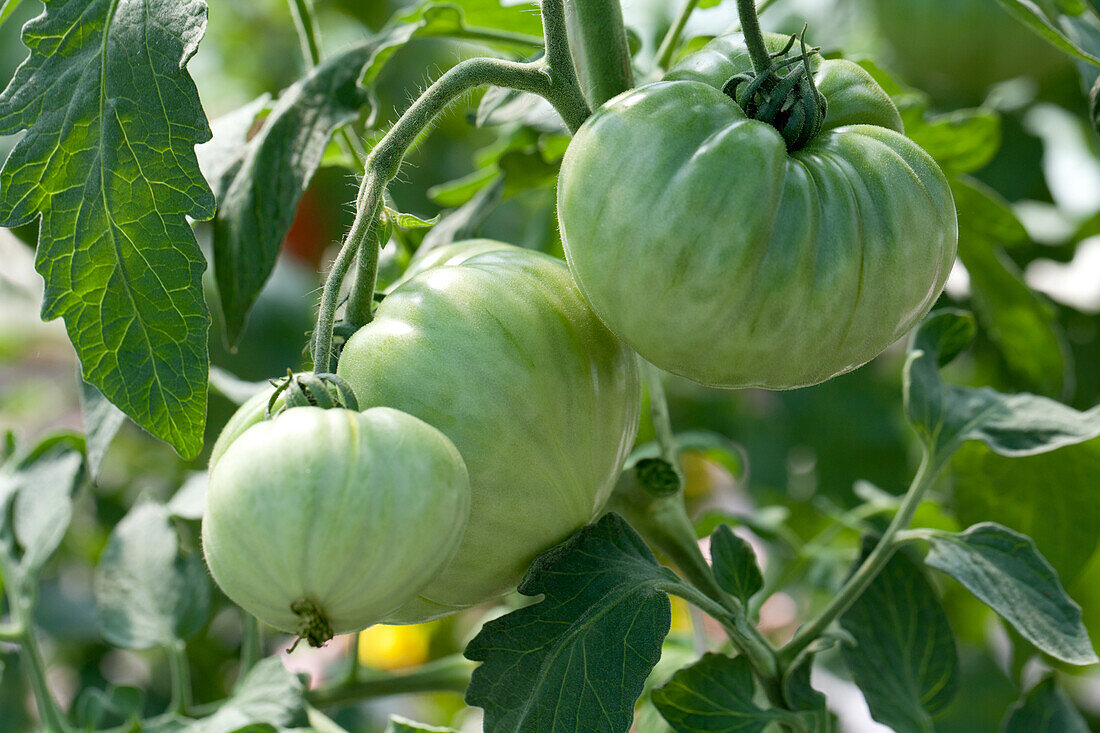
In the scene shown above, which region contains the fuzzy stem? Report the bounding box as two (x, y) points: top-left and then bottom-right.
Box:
(315, 31), (589, 361)
(563, 0), (634, 107)
(778, 451), (943, 666)
(736, 0), (773, 76)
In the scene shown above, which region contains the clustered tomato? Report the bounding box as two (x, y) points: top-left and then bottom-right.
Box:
(204, 31), (958, 643)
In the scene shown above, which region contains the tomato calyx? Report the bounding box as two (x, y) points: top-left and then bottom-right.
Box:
(288, 597), (334, 651)
(268, 370), (360, 416)
(635, 458), (682, 497)
(722, 29), (828, 152)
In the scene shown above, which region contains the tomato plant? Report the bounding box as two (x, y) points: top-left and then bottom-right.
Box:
(2, 0), (1100, 731)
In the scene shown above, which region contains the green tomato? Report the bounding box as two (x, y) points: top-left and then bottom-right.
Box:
(385, 238), (512, 292)
(867, 0), (1071, 107)
(337, 243), (640, 622)
(557, 34), (957, 390)
(202, 406), (470, 644)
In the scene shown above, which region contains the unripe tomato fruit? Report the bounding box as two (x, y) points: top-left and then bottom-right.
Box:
(202, 406), (470, 644)
(558, 33), (957, 390)
(337, 243), (640, 622)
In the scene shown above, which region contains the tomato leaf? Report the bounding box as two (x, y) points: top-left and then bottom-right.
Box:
(780, 657), (833, 733)
(385, 716), (457, 733)
(952, 438), (1100, 586)
(0, 0), (216, 458)
(1002, 676), (1090, 732)
(839, 545), (959, 733)
(190, 657), (308, 733)
(208, 42), (373, 344)
(79, 379), (125, 480)
(0, 433), (84, 585)
(904, 310), (1100, 458)
(710, 524), (763, 606)
(902, 107), (1001, 178)
(72, 685), (144, 731)
(952, 178), (1069, 397)
(924, 523), (1097, 665)
(93, 502), (209, 650)
(464, 513), (674, 733)
(993, 0), (1100, 64)
(651, 654), (793, 733)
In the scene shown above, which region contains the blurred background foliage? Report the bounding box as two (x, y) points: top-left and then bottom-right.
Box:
(2, 0), (1100, 730)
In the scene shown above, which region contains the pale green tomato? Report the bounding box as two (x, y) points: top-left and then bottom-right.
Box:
(202, 407), (470, 642)
(337, 244), (640, 622)
(558, 34), (957, 389)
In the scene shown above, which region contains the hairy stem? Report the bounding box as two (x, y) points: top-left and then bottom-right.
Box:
(314, 2), (590, 361)
(655, 0), (701, 71)
(563, 0), (634, 107)
(736, 0), (773, 76)
(778, 451), (942, 666)
(306, 654), (474, 708)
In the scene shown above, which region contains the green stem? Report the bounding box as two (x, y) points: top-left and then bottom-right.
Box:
(306, 654), (473, 708)
(735, 0), (773, 76)
(240, 613), (262, 676)
(12, 602), (68, 732)
(563, 0), (634, 107)
(289, 0), (323, 67)
(642, 361), (681, 483)
(345, 632), (362, 685)
(167, 642), (192, 716)
(0, 621), (22, 642)
(316, 2), (590, 357)
(778, 451), (943, 666)
(655, 0), (701, 71)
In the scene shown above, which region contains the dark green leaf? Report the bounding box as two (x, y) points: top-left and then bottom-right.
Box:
(79, 379), (125, 480)
(902, 107), (1001, 177)
(952, 178), (1068, 397)
(196, 95), (271, 197)
(953, 437), (1100, 585)
(0, 0), (215, 458)
(651, 654), (790, 733)
(710, 525), (763, 606)
(1002, 676), (1089, 732)
(924, 523), (1097, 665)
(0, 434), (84, 581)
(993, 0), (1100, 64)
(839, 546), (958, 733)
(905, 310), (1100, 457)
(94, 502), (210, 649)
(189, 658), (308, 733)
(781, 658), (834, 733)
(465, 513), (675, 733)
(210, 42), (373, 342)
(385, 716), (456, 733)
